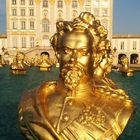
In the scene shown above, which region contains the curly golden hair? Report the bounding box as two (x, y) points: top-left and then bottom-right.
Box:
(50, 12), (112, 72)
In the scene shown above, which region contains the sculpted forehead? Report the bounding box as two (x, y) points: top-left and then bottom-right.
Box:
(62, 32), (90, 49)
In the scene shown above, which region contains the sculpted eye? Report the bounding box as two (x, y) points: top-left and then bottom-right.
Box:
(82, 51), (88, 56)
(63, 47), (72, 54)
(80, 49), (89, 56)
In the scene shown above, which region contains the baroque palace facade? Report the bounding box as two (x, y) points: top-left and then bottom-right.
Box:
(112, 34), (140, 65)
(6, 0), (113, 55)
(2, 0), (140, 66)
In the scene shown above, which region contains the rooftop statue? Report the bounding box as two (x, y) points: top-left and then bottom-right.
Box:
(119, 55), (134, 76)
(18, 12), (135, 140)
(11, 51), (30, 74)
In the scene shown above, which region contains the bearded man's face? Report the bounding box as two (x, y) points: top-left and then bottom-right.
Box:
(59, 31), (93, 90)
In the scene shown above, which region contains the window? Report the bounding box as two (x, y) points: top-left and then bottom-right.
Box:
(43, 0), (48, 7)
(29, 9), (34, 16)
(30, 21), (34, 30)
(85, 0), (91, 6)
(21, 0), (25, 5)
(12, 37), (17, 48)
(120, 41), (124, 50)
(21, 37), (26, 48)
(57, 0), (63, 8)
(30, 37), (35, 48)
(12, 0), (16, 5)
(42, 19), (49, 32)
(21, 9), (25, 16)
(12, 21), (17, 29)
(29, 0), (34, 5)
(72, 0), (77, 8)
(21, 21), (26, 29)
(12, 9), (17, 16)
(133, 41), (137, 50)
(102, 9), (108, 16)
(94, 9), (99, 16)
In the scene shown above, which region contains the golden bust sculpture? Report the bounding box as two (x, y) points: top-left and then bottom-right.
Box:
(119, 55), (134, 76)
(37, 52), (52, 71)
(18, 12), (135, 140)
(11, 51), (30, 74)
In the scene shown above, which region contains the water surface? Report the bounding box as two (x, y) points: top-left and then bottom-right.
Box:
(0, 66), (139, 140)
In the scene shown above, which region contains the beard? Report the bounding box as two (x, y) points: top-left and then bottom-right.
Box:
(60, 63), (85, 90)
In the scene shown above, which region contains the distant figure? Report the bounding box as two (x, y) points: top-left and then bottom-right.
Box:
(120, 55), (134, 76)
(10, 51), (30, 74)
(36, 52), (52, 71)
(0, 55), (6, 67)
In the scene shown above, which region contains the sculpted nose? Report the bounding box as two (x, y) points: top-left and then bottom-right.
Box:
(70, 50), (78, 62)
(70, 58), (75, 62)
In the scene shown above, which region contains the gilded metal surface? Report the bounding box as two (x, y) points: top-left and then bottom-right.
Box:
(18, 12), (135, 140)
(119, 55), (134, 76)
(32, 52), (52, 71)
(11, 51), (30, 74)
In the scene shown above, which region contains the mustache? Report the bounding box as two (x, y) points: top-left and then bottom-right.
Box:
(60, 63), (85, 79)
(61, 62), (85, 71)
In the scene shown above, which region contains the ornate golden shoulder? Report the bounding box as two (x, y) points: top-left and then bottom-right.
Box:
(38, 81), (57, 97)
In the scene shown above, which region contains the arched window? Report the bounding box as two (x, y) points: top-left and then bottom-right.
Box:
(130, 54), (138, 64)
(118, 54), (126, 64)
(42, 19), (49, 32)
